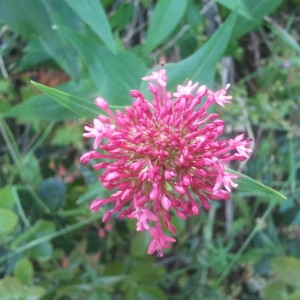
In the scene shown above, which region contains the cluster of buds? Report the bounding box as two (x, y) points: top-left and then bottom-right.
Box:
(80, 68), (251, 256)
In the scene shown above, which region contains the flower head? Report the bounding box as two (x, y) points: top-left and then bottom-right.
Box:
(80, 68), (252, 256)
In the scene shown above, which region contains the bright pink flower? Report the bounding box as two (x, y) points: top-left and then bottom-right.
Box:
(147, 225), (176, 257)
(127, 207), (158, 231)
(80, 68), (252, 256)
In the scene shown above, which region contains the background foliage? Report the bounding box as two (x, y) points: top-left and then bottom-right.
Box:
(0, 0), (299, 299)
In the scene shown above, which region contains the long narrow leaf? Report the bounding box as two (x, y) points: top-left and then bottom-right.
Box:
(146, 0), (188, 53)
(265, 17), (300, 54)
(165, 11), (237, 89)
(64, 0), (116, 53)
(216, 0), (253, 20)
(228, 168), (287, 204)
(4, 79), (97, 121)
(220, 0), (284, 39)
(31, 82), (97, 119)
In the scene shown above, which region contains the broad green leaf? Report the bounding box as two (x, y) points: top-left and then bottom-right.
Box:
(30, 82), (97, 119)
(14, 258), (34, 285)
(217, 0), (284, 39)
(25, 286), (46, 300)
(216, 0), (253, 20)
(131, 259), (165, 282)
(62, 28), (147, 106)
(130, 231), (150, 258)
(65, 0), (116, 53)
(0, 0), (49, 38)
(228, 168), (287, 204)
(272, 256), (300, 288)
(0, 208), (18, 236)
(103, 261), (126, 276)
(286, 293), (300, 300)
(37, 178), (66, 211)
(0, 277), (23, 298)
(16, 38), (53, 72)
(137, 285), (167, 300)
(145, 0), (188, 53)
(0, 185), (18, 209)
(262, 282), (287, 300)
(165, 11), (237, 89)
(0, 277), (45, 300)
(243, 0), (283, 18)
(20, 153), (42, 186)
(29, 242), (53, 262)
(0, 0), (81, 78)
(109, 2), (134, 31)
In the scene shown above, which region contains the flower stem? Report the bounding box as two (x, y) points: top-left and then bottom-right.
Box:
(216, 202), (276, 285)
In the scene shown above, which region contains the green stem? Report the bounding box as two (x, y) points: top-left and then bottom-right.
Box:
(201, 204), (217, 284)
(28, 121), (55, 154)
(216, 202), (275, 285)
(0, 116), (21, 171)
(13, 186), (31, 228)
(0, 213), (102, 264)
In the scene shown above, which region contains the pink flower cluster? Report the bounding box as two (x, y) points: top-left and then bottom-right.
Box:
(80, 68), (252, 256)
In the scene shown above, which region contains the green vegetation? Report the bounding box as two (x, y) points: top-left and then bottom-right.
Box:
(0, 1), (299, 299)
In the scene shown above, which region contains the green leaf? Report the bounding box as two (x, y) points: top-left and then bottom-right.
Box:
(130, 231), (150, 258)
(30, 82), (97, 119)
(145, 0), (188, 53)
(76, 182), (105, 205)
(0, 0), (81, 78)
(109, 2), (134, 31)
(0, 186), (18, 209)
(286, 292), (300, 300)
(228, 168), (287, 204)
(16, 38), (53, 72)
(265, 17), (300, 54)
(37, 178), (66, 211)
(165, 10), (237, 89)
(263, 282), (287, 300)
(4, 78), (96, 121)
(29, 242), (53, 262)
(272, 256), (300, 288)
(62, 28), (147, 106)
(51, 123), (83, 148)
(14, 258), (34, 285)
(137, 285), (167, 300)
(218, 0), (284, 39)
(4, 92), (79, 121)
(65, 0), (116, 53)
(0, 208), (18, 236)
(24, 285), (46, 300)
(1, 215), (101, 264)
(0, 277), (45, 300)
(11, 220), (56, 248)
(20, 153), (42, 186)
(17, 221), (56, 261)
(217, 0), (253, 20)
(131, 261), (165, 283)
(0, 277), (23, 299)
